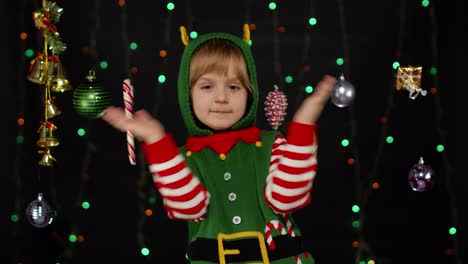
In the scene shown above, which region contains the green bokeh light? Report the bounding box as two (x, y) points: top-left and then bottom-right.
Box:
(82, 201), (90, 209)
(305, 85), (313, 94)
(189, 31), (198, 39)
(421, 0), (430, 7)
(352, 220), (360, 228)
(141, 247), (150, 256)
(99, 61), (108, 69)
(10, 214), (19, 222)
(148, 196), (157, 204)
(284, 75), (293, 84)
(386, 136), (394, 144)
(308, 17), (317, 26)
(77, 128), (86, 136)
(268, 2), (277, 10)
(449, 227), (457, 235)
(25, 49), (35, 58)
(436, 144), (444, 152)
(336, 58), (344, 65)
(158, 74), (166, 84)
(129, 42), (138, 50)
(166, 2), (175, 10)
(352, 205), (360, 213)
(69, 234), (77, 243)
(16, 135), (24, 144)
(341, 139), (349, 147)
(393, 61), (400, 69)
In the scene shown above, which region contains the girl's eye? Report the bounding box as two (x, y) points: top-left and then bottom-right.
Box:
(228, 85), (241, 90)
(200, 85), (212, 90)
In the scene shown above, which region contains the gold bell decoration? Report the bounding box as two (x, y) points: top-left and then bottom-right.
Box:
(396, 66), (427, 99)
(29, 1), (68, 169)
(38, 148), (56, 167)
(44, 97), (61, 119)
(36, 121), (59, 148)
(50, 59), (72, 92)
(27, 53), (57, 84)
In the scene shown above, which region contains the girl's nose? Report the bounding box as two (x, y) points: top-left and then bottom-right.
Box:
(214, 88), (228, 102)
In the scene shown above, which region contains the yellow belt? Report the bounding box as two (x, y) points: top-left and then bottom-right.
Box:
(217, 231), (270, 264)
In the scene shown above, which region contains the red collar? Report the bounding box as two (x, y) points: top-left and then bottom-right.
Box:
(185, 126), (262, 155)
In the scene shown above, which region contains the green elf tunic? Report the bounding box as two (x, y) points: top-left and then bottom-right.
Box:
(181, 126), (315, 264)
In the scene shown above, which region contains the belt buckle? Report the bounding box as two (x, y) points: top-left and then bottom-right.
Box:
(217, 231), (270, 264)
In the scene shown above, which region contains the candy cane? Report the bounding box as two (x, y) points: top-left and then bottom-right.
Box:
(283, 214), (296, 237)
(264, 220), (287, 250)
(265, 217), (305, 264)
(123, 78), (136, 165)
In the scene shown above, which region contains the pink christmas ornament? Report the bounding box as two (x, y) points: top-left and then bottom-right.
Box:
(264, 85), (288, 130)
(408, 157), (435, 192)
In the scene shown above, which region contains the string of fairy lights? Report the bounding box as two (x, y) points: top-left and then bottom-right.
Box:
(10, 0), (460, 263)
(293, 0), (317, 107)
(58, 0), (103, 260)
(11, 0), (28, 252)
(334, 0), (371, 262)
(116, 0), (148, 256)
(426, 2), (460, 263)
(131, 0), (177, 259)
(353, 0), (409, 260)
(348, 1), (460, 263)
(270, 1), (283, 86)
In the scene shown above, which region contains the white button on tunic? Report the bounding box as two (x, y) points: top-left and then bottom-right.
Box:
(228, 192), (237, 201)
(232, 216), (241, 224)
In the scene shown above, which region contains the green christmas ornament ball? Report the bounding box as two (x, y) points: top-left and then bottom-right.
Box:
(72, 70), (112, 119)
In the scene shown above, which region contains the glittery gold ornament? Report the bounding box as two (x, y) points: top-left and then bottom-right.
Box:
(396, 66), (427, 99)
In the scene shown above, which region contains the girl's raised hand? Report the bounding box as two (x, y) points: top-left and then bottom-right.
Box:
(292, 75), (336, 125)
(102, 106), (165, 144)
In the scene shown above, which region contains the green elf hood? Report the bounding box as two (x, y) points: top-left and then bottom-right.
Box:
(177, 30), (258, 137)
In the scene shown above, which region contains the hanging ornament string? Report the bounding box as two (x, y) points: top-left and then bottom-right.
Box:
(123, 78), (136, 165)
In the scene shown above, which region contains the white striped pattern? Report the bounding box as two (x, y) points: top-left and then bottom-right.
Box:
(265, 190), (310, 212)
(148, 152), (209, 221)
(149, 154), (184, 172)
(158, 177), (201, 197)
(264, 133), (317, 214)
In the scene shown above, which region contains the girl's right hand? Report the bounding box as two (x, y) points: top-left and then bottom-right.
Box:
(102, 106), (166, 144)
(292, 75), (336, 125)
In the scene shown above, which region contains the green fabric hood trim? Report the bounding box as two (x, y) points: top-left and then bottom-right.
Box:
(177, 32), (258, 137)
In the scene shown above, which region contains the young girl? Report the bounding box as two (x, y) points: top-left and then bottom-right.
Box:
(102, 26), (336, 264)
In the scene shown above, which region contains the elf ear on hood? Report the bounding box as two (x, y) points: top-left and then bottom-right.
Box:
(177, 25), (259, 137)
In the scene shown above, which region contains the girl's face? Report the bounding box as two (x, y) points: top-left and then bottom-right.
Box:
(190, 63), (248, 131)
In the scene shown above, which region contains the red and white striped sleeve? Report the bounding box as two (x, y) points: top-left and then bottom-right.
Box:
(141, 134), (210, 221)
(264, 122), (318, 214)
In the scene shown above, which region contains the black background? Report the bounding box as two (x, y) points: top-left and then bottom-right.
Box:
(3, 0), (464, 263)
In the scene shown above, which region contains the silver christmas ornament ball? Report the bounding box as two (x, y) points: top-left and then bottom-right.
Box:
(26, 193), (54, 228)
(331, 74), (355, 107)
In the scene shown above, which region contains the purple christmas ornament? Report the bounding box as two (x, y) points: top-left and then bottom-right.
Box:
(408, 157), (435, 192)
